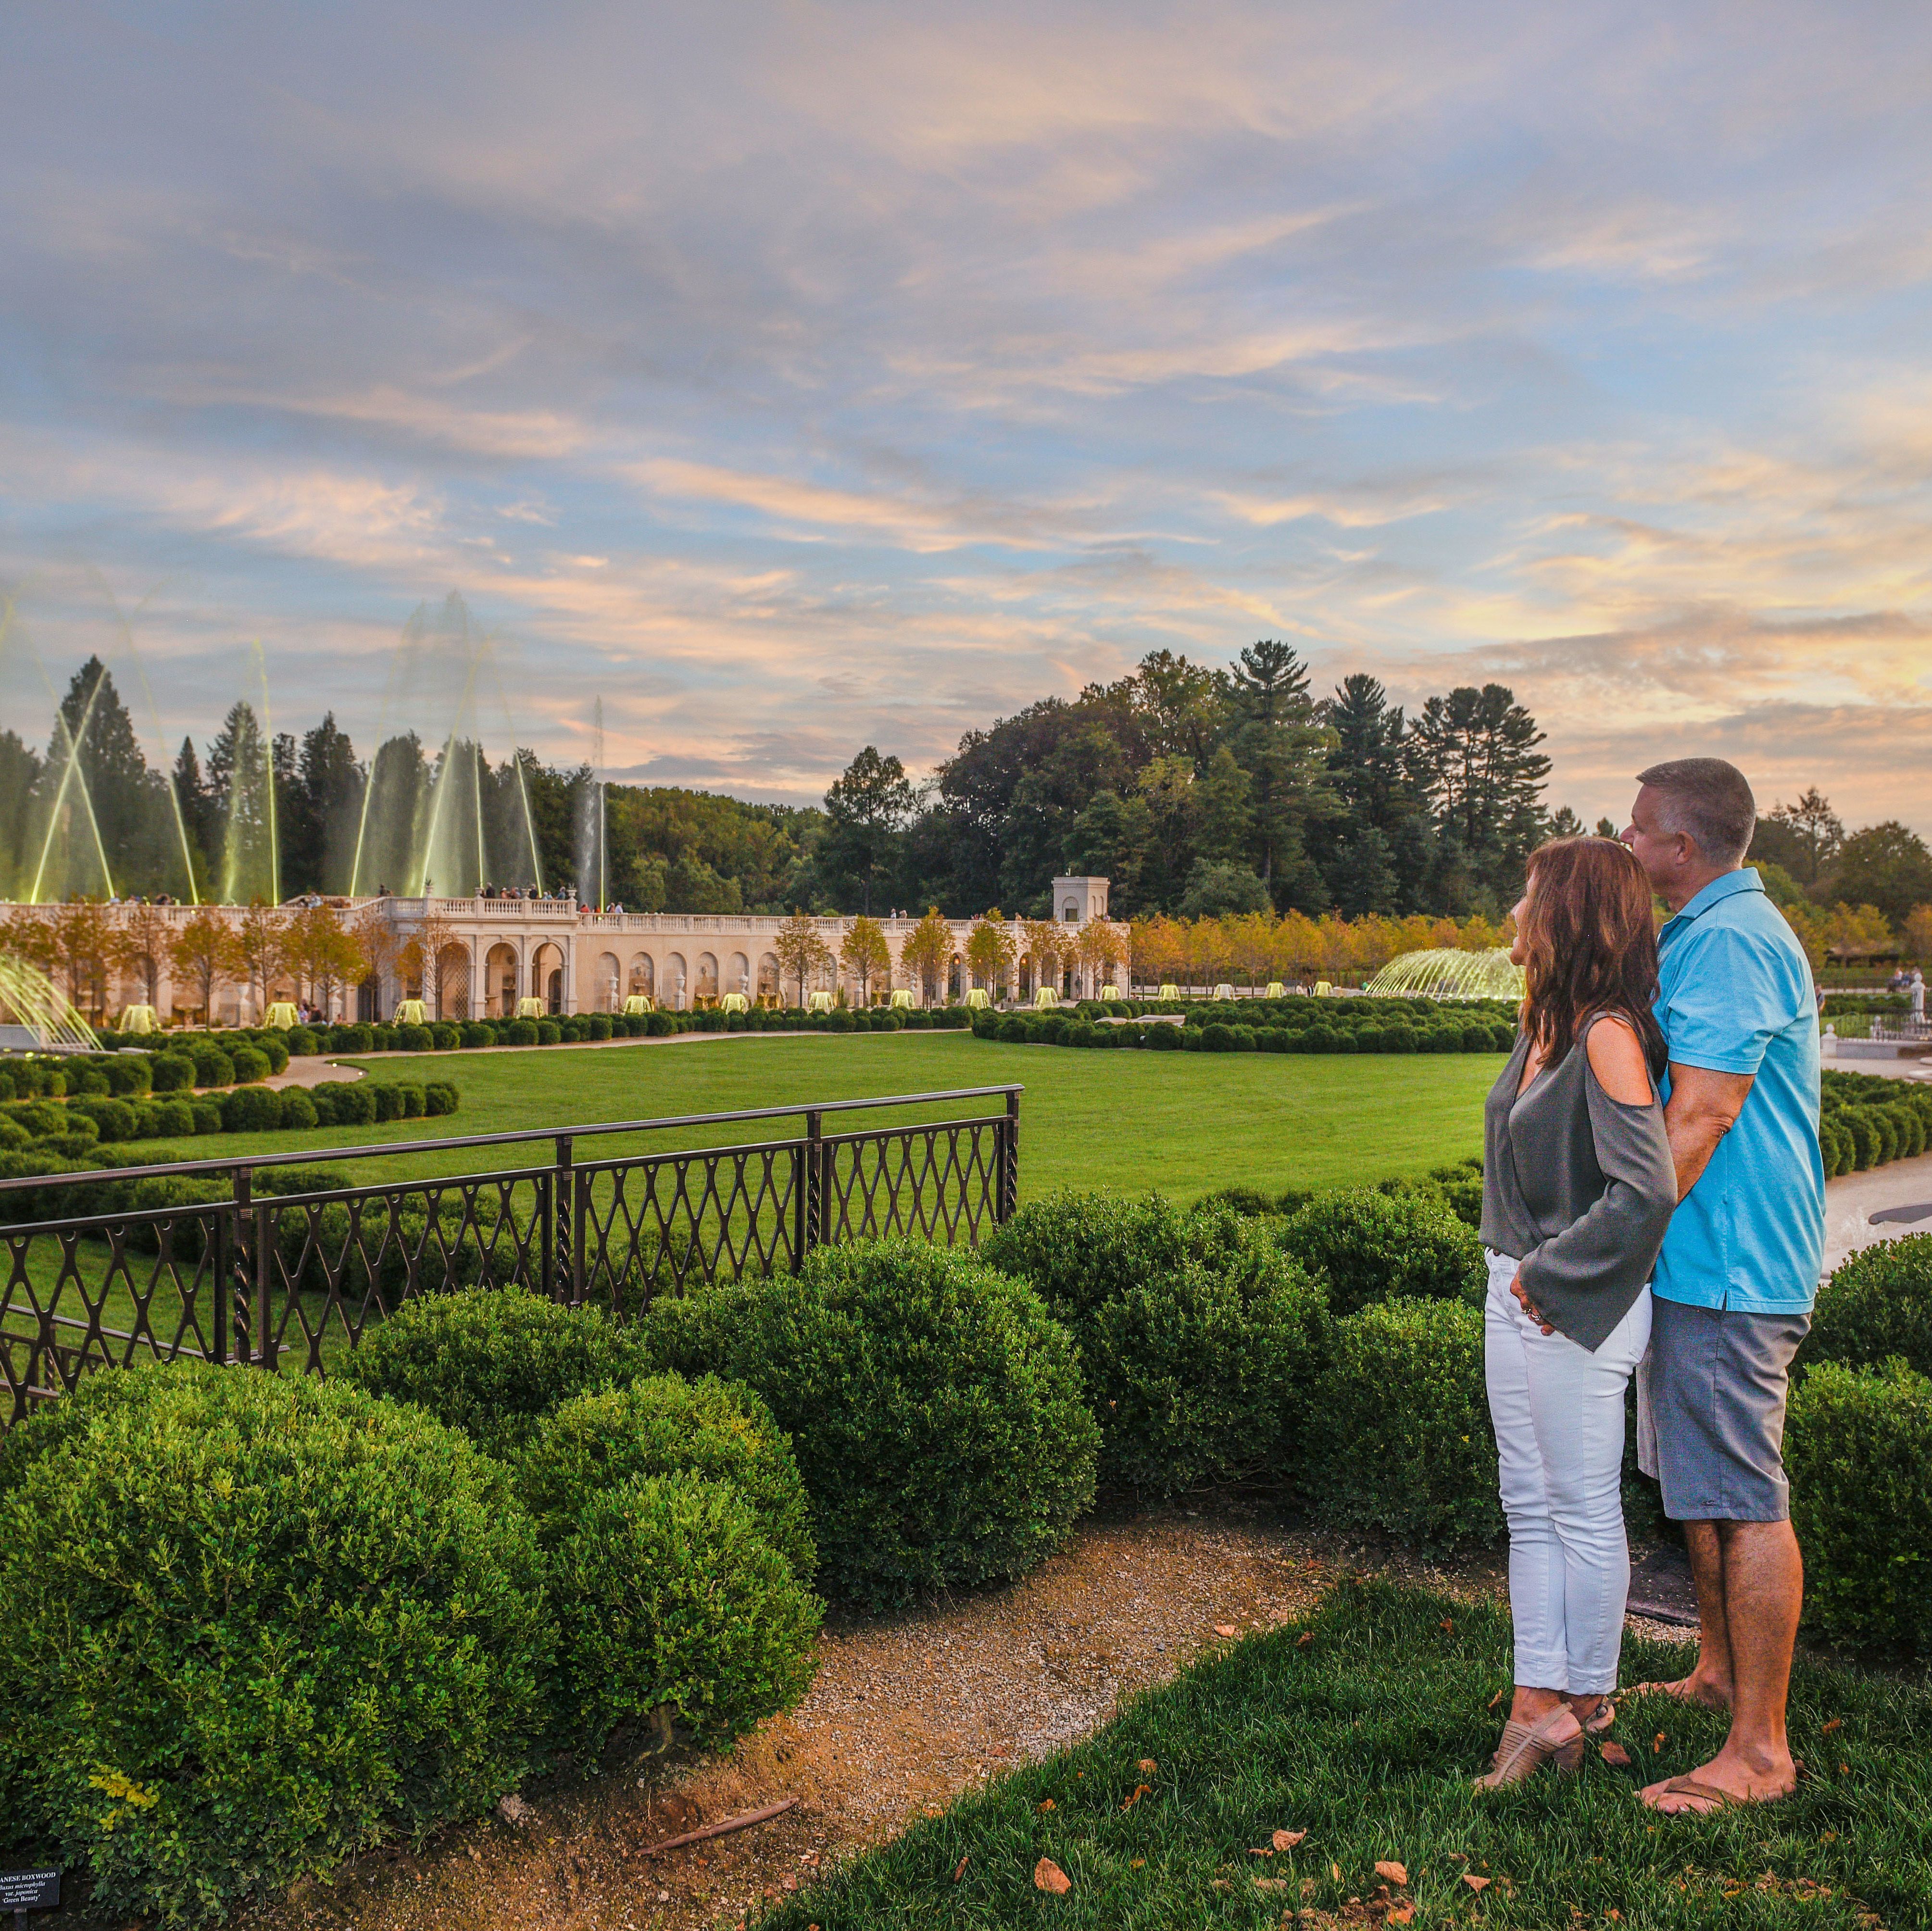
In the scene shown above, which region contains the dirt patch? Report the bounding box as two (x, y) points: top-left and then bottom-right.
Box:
(241, 1502), (1518, 1931)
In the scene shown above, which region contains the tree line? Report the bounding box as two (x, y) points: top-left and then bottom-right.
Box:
(8, 648), (1930, 937)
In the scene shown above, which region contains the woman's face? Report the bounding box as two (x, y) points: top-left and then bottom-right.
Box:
(1508, 872), (1534, 967)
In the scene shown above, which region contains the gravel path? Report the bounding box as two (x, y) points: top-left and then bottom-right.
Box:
(248, 1505), (1521, 1931)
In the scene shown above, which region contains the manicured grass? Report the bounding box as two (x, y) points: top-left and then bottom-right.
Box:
(757, 1580), (1930, 1930)
(105, 1034), (1501, 1204)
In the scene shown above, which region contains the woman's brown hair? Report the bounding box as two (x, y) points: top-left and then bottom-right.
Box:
(1518, 836), (1668, 1078)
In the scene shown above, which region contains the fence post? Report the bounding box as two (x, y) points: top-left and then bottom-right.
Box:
(998, 1088), (1020, 1223)
(230, 1165), (252, 1366)
(212, 1174), (235, 1367)
(802, 1109), (824, 1258)
(552, 1134), (576, 1304)
(253, 1196), (275, 1371)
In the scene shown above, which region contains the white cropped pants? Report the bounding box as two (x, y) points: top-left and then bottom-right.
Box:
(1483, 1249), (1652, 1697)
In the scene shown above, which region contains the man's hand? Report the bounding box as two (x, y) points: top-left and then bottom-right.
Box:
(1510, 1269), (1555, 1335)
(1664, 1063), (1756, 1200)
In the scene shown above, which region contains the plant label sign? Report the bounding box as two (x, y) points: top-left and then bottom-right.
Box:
(0, 1869), (58, 1912)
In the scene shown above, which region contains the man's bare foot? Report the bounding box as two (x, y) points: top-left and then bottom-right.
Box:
(1640, 1748), (1795, 1815)
(1629, 1671), (1731, 1711)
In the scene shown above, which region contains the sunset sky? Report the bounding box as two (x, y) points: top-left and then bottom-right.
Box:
(2, 1), (1929, 828)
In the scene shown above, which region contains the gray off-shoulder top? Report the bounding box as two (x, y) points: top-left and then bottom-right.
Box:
(1479, 1013), (1678, 1351)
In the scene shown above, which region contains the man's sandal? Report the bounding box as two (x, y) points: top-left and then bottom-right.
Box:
(1646, 1776), (1739, 1807)
(1476, 1705), (1586, 1788)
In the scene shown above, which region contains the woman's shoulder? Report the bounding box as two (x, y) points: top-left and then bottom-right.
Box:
(1581, 1010), (1656, 1105)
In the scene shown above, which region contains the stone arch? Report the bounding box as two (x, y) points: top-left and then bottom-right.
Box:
(628, 951), (655, 998)
(757, 951), (780, 999)
(532, 941), (565, 1016)
(595, 950), (622, 1012)
(434, 943), (471, 1021)
(484, 942), (518, 1018)
(727, 950), (751, 996)
(665, 952), (688, 1010)
(695, 951), (719, 1000)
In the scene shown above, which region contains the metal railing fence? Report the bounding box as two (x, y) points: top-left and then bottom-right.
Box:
(0, 1084), (1021, 1427)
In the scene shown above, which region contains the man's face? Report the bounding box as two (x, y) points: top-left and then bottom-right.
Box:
(1621, 784), (1691, 895)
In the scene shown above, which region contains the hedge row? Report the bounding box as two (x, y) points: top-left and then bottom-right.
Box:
(1819, 1068), (1932, 1177)
(971, 995), (1517, 1054)
(0, 1080), (459, 1186)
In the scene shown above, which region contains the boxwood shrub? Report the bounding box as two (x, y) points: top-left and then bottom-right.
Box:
(518, 1372), (815, 1579)
(1278, 1187), (1485, 1315)
(1803, 1234), (1932, 1381)
(227, 1044), (270, 1085)
(548, 1472), (820, 1755)
(1306, 1295), (1500, 1550)
(0, 1361), (549, 1929)
(639, 1239), (1099, 1611)
(983, 1192), (1328, 1493)
(338, 1285), (647, 1459)
(149, 1052), (196, 1092)
(1787, 1360), (1932, 1655)
(219, 1083), (282, 1133)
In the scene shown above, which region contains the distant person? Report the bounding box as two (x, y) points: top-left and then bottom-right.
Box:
(1623, 758), (1823, 1817)
(1473, 837), (1677, 1787)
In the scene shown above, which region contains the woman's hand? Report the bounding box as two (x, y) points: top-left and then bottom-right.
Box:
(1511, 1269), (1556, 1336)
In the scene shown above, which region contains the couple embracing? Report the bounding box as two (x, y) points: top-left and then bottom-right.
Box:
(1475, 758), (1823, 1816)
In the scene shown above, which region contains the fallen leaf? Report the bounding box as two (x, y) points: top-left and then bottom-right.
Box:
(1037, 1799), (1055, 1813)
(1129, 1858), (1145, 1869)
(1600, 1741), (1631, 1767)
(1138, 1758), (1157, 1774)
(1376, 1861), (1409, 1886)
(1654, 1731), (1667, 1754)
(1121, 1784), (1151, 1811)
(1487, 1687), (1506, 1709)
(1840, 1762), (1850, 1776)
(1254, 1878), (1288, 1894)
(1033, 1857), (1070, 1895)
(951, 1854), (969, 1884)
(1463, 1874), (1491, 1892)
(1214, 1623), (1239, 1638)
(1272, 1829), (1307, 1851)
(1389, 1906), (1416, 1925)
(1296, 1631), (1315, 1648)
(1331, 1862), (1342, 1882)
(1607, 1912), (1623, 1922)
(1439, 1619), (1455, 1633)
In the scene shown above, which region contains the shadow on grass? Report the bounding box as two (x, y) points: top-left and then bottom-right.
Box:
(756, 1579), (1929, 1929)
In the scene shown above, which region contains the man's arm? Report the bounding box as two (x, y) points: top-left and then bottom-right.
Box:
(1664, 1062), (1755, 1200)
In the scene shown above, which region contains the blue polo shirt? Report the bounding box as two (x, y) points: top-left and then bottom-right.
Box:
(1652, 868), (1824, 1313)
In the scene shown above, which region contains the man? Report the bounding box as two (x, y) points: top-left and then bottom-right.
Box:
(1622, 757), (1823, 1816)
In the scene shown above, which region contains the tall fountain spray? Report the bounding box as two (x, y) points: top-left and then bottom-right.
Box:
(0, 953), (100, 1052)
(576, 697), (608, 911)
(26, 646), (116, 904)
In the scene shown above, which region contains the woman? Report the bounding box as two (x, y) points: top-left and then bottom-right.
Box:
(1476, 836), (1678, 1787)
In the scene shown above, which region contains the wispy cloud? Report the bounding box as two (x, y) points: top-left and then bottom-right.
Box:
(0, 0), (1929, 827)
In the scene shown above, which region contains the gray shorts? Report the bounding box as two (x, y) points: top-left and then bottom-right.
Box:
(1636, 1296), (1810, 1523)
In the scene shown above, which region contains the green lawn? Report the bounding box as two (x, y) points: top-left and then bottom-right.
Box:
(132, 1033), (1501, 1204)
(757, 1580), (1929, 1930)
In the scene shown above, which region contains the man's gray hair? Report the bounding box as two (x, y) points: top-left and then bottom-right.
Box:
(1635, 757), (1756, 867)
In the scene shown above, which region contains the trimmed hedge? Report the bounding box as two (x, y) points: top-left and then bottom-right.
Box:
(0, 1362), (549, 1929)
(337, 1286), (647, 1459)
(639, 1239), (1099, 1611)
(1804, 1234), (1932, 1381)
(1787, 1361), (1932, 1655)
(1305, 1296), (1500, 1550)
(518, 1373), (815, 1580)
(1278, 1187), (1485, 1316)
(982, 1193), (1328, 1493)
(546, 1472), (821, 1754)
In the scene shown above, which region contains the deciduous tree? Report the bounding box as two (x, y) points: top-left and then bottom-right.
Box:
(840, 914), (891, 1004)
(774, 908), (834, 1007)
(964, 911), (1016, 998)
(169, 909), (242, 1024)
(900, 908), (954, 1006)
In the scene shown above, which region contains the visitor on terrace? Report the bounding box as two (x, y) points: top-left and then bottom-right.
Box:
(1475, 835), (1677, 1788)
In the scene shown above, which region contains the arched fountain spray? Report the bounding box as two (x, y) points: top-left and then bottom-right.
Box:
(0, 953), (99, 1052)
(1364, 947), (1525, 1001)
